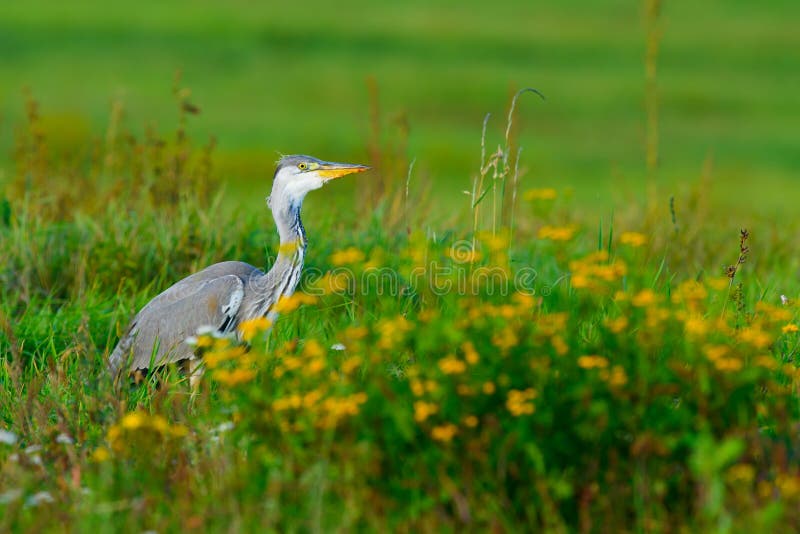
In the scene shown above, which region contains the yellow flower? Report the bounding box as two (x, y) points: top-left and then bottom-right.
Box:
(524, 188), (557, 201)
(577, 355), (609, 369)
(120, 411), (147, 430)
(506, 388), (537, 416)
(462, 342), (480, 365)
(738, 327), (773, 350)
(431, 423), (458, 442)
(273, 292), (318, 314)
(463, 415), (479, 428)
(302, 339), (325, 358)
(755, 355), (778, 370)
(538, 225), (578, 241)
(424, 380), (439, 393)
(410, 379), (425, 396)
(727, 463), (756, 484)
(330, 246), (365, 266)
(414, 401), (439, 423)
(449, 246), (482, 263)
(714, 357), (743, 372)
(303, 389), (324, 409)
(608, 366), (628, 387)
(237, 317), (272, 342)
(377, 316), (413, 349)
(631, 289), (661, 307)
(619, 232), (647, 247)
(341, 356), (362, 375)
(703, 344), (729, 361)
(212, 368), (257, 386)
(306, 357), (326, 375)
(481, 381), (496, 395)
(756, 302), (792, 322)
(777, 474), (800, 498)
(605, 316), (628, 334)
(91, 447), (111, 463)
(782, 324), (799, 334)
(672, 280), (708, 305)
(707, 277), (730, 291)
(492, 327), (519, 352)
(193, 334), (214, 349)
(551, 335), (569, 356)
(683, 315), (709, 337)
(477, 230), (510, 253)
(438, 355), (467, 375)
(343, 325), (369, 341)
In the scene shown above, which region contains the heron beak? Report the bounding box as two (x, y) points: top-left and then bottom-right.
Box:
(316, 162), (370, 181)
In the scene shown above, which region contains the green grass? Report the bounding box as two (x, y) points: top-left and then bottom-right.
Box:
(2, 1), (800, 530)
(1, 0), (798, 214)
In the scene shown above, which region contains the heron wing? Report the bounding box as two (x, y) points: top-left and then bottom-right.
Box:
(109, 273), (246, 374)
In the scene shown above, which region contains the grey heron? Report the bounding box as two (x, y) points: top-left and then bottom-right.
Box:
(108, 155), (369, 383)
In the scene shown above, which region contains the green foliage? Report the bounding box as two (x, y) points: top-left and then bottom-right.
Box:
(1, 95), (800, 532)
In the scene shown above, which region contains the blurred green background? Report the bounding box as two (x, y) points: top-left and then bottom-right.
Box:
(0, 0), (797, 216)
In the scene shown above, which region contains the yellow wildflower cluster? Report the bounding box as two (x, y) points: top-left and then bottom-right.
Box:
(477, 230), (510, 254)
(202, 341), (248, 369)
(619, 231), (647, 247)
(538, 225), (578, 241)
(703, 344), (743, 372)
(414, 401), (439, 422)
(600, 365), (628, 387)
(671, 280), (708, 310)
(317, 392), (368, 429)
(106, 411), (188, 454)
(492, 326), (519, 352)
(449, 246), (482, 263)
(604, 316), (628, 334)
(631, 289), (662, 308)
(438, 355), (467, 375)
(506, 388), (537, 416)
(755, 301), (792, 323)
(726, 463), (756, 484)
(212, 368), (256, 386)
(273, 292), (318, 314)
(783, 323), (799, 334)
(330, 246), (365, 266)
(570, 251), (627, 292)
(409, 378), (438, 397)
(272, 389), (367, 430)
(738, 327), (773, 350)
(776, 473), (800, 498)
(377, 315), (413, 349)
(680, 314), (709, 337)
(578, 355), (609, 369)
(461, 341), (479, 364)
(431, 423), (458, 442)
(524, 188), (557, 201)
(237, 317), (272, 342)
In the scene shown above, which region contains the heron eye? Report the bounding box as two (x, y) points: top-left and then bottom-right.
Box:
(297, 162), (308, 171)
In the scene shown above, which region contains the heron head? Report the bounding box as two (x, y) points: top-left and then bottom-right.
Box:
(270, 155), (369, 207)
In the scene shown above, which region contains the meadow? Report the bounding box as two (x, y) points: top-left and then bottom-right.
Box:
(2, 0), (800, 531)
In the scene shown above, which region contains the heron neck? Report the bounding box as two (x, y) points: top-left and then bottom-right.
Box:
(273, 201), (307, 251)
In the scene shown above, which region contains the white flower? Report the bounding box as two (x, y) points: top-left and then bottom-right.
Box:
(215, 422), (235, 433)
(331, 343), (346, 351)
(56, 433), (74, 445)
(0, 489), (22, 504)
(781, 295), (790, 306)
(0, 429), (17, 446)
(25, 491), (54, 507)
